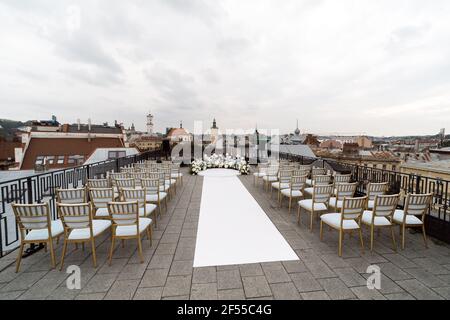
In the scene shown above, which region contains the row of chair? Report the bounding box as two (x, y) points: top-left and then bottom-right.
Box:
(11, 165), (183, 273)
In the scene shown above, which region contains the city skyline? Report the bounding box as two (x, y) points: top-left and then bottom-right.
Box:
(1, 1), (450, 136)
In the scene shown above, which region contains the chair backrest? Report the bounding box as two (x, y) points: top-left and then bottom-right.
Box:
(89, 188), (114, 209)
(298, 164), (312, 172)
(290, 175), (307, 191)
(141, 178), (159, 195)
(312, 167), (326, 178)
(341, 197), (367, 220)
(58, 203), (92, 230)
(404, 193), (433, 218)
(334, 174), (351, 184)
(110, 172), (129, 181)
(108, 201), (139, 226)
(12, 203), (51, 231)
(120, 167), (135, 174)
(279, 170), (293, 183)
(87, 179), (109, 189)
(312, 185), (334, 203)
(314, 175), (331, 186)
(292, 169), (309, 177)
(335, 183), (357, 200)
(57, 188), (86, 204)
(121, 188), (146, 207)
(115, 178), (136, 190)
(267, 166), (279, 176)
(129, 173), (147, 186)
(372, 194), (400, 217)
(367, 182), (388, 200)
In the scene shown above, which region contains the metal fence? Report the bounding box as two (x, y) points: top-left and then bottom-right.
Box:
(280, 152), (450, 244)
(0, 150), (162, 257)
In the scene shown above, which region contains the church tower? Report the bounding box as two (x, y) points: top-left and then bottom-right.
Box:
(147, 112), (154, 135)
(211, 118), (219, 144)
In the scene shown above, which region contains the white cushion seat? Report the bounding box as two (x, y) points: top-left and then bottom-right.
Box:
(24, 220), (64, 241)
(253, 172), (266, 177)
(159, 185), (170, 192)
(171, 173), (183, 179)
(393, 210), (423, 225)
(329, 197), (344, 209)
(145, 192), (167, 202)
(139, 204), (157, 217)
(94, 207), (109, 218)
(298, 199), (328, 212)
(115, 218), (152, 237)
(68, 220), (112, 240)
(263, 176), (278, 182)
(361, 211), (391, 226)
(271, 182), (290, 190)
(321, 213), (360, 230)
(165, 179), (177, 185)
(305, 179), (313, 186)
(114, 192), (120, 199)
(280, 189), (303, 198)
(367, 200), (375, 209)
(303, 187), (313, 195)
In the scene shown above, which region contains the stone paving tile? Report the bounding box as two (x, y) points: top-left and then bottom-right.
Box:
(333, 267), (367, 287)
(396, 279), (444, 300)
(104, 279), (140, 300)
(162, 275), (192, 298)
(0, 271), (46, 292)
(432, 287), (450, 299)
(300, 291), (330, 300)
(384, 292), (416, 300)
(270, 282), (301, 300)
(350, 286), (387, 300)
(378, 262), (414, 281)
(140, 268), (169, 288)
(217, 270), (242, 290)
(190, 283), (218, 300)
(242, 276), (272, 298)
(218, 288), (246, 300)
(133, 287), (163, 300)
(169, 260), (193, 276)
(403, 268), (448, 288)
(282, 260), (308, 274)
(413, 257), (450, 275)
(0, 290), (26, 300)
(76, 292), (107, 300)
(81, 273), (118, 294)
(318, 278), (356, 300)
(289, 272), (322, 293)
(239, 264), (264, 277)
(261, 262), (291, 284)
(383, 253), (418, 269)
(193, 267), (217, 284)
(148, 255), (173, 269)
(117, 263), (148, 281)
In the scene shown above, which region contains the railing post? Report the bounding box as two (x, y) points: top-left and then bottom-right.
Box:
(26, 177), (33, 204)
(415, 175), (422, 194)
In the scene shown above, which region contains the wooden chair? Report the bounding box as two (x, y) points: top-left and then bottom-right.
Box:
(56, 188), (86, 204)
(107, 201), (152, 264)
(58, 203), (111, 269)
(320, 196), (367, 257)
(329, 183), (357, 211)
(298, 184), (333, 230)
(366, 182), (388, 209)
(280, 175), (307, 213)
(12, 203), (64, 272)
(393, 193), (433, 250)
(271, 169), (293, 201)
(304, 175), (332, 196)
(141, 178), (167, 216)
(89, 188), (115, 219)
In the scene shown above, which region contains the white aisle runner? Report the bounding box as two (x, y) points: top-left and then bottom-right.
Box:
(193, 169), (299, 267)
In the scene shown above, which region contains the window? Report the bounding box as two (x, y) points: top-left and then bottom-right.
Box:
(392, 165), (397, 172)
(46, 156), (55, 165)
(382, 164), (387, 170)
(68, 155), (84, 165)
(57, 156), (65, 164)
(35, 156), (44, 165)
(108, 151), (126, 160)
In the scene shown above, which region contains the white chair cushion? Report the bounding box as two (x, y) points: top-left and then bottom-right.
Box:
(305, 179), (313, 186)
(303, 187), (313, 195)
(146, 192), (167, 202)
(253, 173), (266, 177)
(263, 176), (278, 182)
(280, 189), (303, 198)
(361, 211), (391, 226)
(321, 213), (360, 230)
(271, 182), (290, 190)
(115, 218), (152, 237)
(159, 185), (170, 192)
(139, 204), (157, 217)
(24, 220), (64, 241)
(68, 220), (112, 240)
(367, 200), (375, 209)
(329, 197), (343, 209)
(298, 199), (328, 212)
(393, 210), (423, 225)
(171, 173), (182, 178)
(95, 207), (109, 218)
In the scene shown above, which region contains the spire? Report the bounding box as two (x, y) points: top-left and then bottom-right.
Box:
(294, 119), (300, 135)
(211, 118), (218, 129)
(180, 120), (183, 128)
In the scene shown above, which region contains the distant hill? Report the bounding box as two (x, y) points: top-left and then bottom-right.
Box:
(0, 119), (28, 141)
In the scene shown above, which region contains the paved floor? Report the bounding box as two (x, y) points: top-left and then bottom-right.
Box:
(0, 169), (449, 300)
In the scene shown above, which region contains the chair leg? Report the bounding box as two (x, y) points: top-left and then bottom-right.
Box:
(15, 243), (25, 273)
(59, 239), (68, 271)
(137, 235), (144, 263)
(320, 221), (324, 241)
(91, 239), (97, 268)
(109, 235), (116, 265)
(338, 230), (343, 257)
(309, 211), (314, 231)
(288, 198), (292, 213)
(48, 239), (56, 269)
(390, 225), (397, 252)
(358, 228), (364, 254)
(370, 225), (374, 253)
(401, 225), (406, 250)
(422, 224), (428, 249)
(297, 206), (301, 224)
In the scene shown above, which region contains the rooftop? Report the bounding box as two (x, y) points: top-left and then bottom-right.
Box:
(0, 168), (449, 300)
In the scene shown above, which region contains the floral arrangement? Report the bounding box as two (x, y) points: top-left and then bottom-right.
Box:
(191, 154), (250, 175)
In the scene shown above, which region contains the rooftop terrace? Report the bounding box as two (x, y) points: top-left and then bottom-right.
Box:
(1, 168), (449, 300)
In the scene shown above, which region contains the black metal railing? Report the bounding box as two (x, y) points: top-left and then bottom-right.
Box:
(0, 150), (162, 257)
(279, 152), (450, 244)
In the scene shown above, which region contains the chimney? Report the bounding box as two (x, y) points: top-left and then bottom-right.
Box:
(88, 118), (92, 142)
(62, 124), (69, 132)
(77, 119), (81, 131)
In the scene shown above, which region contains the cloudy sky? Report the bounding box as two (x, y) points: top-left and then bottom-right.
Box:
(1, 0), (450, 136)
